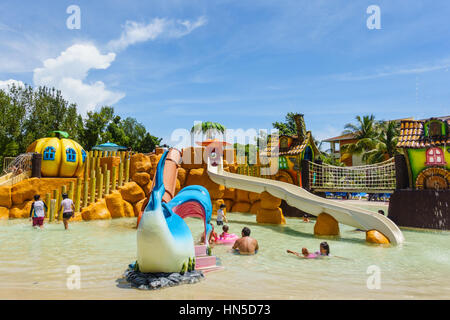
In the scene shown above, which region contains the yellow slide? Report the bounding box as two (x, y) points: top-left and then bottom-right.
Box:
(207, 158), (405, 245)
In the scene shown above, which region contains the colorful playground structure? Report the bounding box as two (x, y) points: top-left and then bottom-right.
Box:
(2, 114), (449, 261)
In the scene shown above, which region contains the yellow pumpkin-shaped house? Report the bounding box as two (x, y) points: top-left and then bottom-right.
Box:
(27, 135), (86, 177)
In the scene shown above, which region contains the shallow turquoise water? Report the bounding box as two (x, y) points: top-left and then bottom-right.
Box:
(0, 211), (449, 299)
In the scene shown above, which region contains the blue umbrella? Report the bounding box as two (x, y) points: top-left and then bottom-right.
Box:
(92, 142), (128, 151)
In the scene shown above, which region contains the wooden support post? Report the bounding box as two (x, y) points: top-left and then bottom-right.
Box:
(49, 199), (56, 222)
(68, 181), (74, 200)
(84, 155), (90, 180)
(125, 158), (130, 183)
(83, 177), (89, 208)
(98, 172), (104, 199)
(95, 155), (100, 176)
(75, 178), (82, 212)
(96, 167), (102, 191)
(111, 166), (117, 191)
(90, 169), (96, 204)
(103, 163), (108, 186)
(57, 188), (62, 219)
(45, 193), (51, 218)
(58, 185), (66, 220)
(118, 162), (124, 187)
(105, 170), (111, 195)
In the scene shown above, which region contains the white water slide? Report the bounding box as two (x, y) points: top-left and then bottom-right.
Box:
(207, 159), (405, 245)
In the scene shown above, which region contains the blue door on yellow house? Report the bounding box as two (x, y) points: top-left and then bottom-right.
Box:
(304, 146), (313, 162)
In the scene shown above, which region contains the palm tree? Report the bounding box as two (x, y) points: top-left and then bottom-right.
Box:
(341, 115), (378, 161)
(319, 151), (345, 166)
(190, 121), (226, 141)
(362, 121), (399, 164)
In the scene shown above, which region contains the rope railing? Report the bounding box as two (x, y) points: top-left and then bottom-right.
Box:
(309, 158), (396, 192)
(0, 153), (35, 186)
(3, 153), (34, 175)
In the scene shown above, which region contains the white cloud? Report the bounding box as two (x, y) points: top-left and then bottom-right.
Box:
(108, 16), (207, 51)
(0, 79), (25, 90)
(4, 16), (206, 114)
(33, 43), (125, 115)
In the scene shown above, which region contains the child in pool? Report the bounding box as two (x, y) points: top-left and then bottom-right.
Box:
(302, 214), (310, 223)
(220, 225), (230, 238)
(200, 223), (218, 244)
(216, 204), (227, 226)
(287, 242), (331, 259)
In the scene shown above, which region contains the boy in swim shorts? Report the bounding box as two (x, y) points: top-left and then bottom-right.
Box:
(29, 194), (47, 229)
(60, 193), (75, 230)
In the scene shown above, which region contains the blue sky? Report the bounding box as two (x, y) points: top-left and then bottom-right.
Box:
(1, 0), (450, 148)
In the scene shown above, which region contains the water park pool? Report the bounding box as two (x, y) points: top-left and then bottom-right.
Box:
(0, 209), (449, 300)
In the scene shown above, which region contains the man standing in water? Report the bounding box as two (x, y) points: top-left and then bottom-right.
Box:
(232, 227), (259, 254)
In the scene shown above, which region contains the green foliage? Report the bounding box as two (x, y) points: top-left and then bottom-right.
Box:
(0, 84), (162, 169)
(318, 152), (344, 166)
(272, 112), (299, 136)
(341, 115), (400, 164)
(191, 121), (226, 139)
(234, 143), (258, 164)
(362, 121), (400, 164)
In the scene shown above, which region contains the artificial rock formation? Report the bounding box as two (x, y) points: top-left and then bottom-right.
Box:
(257, 208), (286, 224)
(123, 200), (135, 217)
(11, 178), (38, 205)
(366, 230), (390, 244)
(119, 182), (146, 204)
(255, 192), (286, 224)
(130, 153), (152, 178)
(132, 172), (151, 188)
(100, 156), (121, 171)
(232, 202), (251, 213)
(185, 168), (224, 199)
(177, 168), (187, 186)
(260, 191), (281, 209)
(250, 201), (261, 215)
(133, 198), (147, 217)
(81, 199), (111, 220)
(0, 207), (9, 220)
(105, 191), (126, 218)
(0, 186), (12, 208)
(9, 201), (33, 219)
(314, 213), (340, 236)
